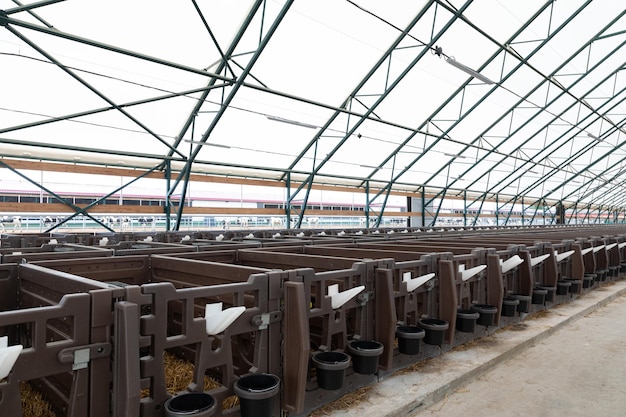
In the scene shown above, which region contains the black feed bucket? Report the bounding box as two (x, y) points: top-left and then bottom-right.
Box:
(347, 340), (384, 374)
(396, 325), (425, 355)
(456, 309), (480, 332)
(164, 392), (216, 417)
(501, 297), (520, 317)
(234, 374), (280, 417)
(419, 318), (449, 346)
(311, 351), (351, 390)
(471, 304), (498, 326)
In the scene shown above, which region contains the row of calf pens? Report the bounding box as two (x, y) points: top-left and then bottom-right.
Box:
(1, 224), (625, 417)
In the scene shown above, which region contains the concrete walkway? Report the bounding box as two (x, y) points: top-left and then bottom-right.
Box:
(316, 280), (626, 417)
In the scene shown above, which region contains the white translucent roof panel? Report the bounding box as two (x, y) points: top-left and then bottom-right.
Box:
(0, 0), (625, 210)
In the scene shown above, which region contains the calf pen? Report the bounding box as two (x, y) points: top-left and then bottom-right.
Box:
(31, 255), (285, 417)
(1, 225), (625, 417)
(0, 263), (122, 417)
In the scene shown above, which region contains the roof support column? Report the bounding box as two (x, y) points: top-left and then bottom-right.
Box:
(421, 189), (426, 228)
(285, 173), (292, 229)
(495, 194), (499, 226)
(463, 190), (467, 227)
(365, 181), (371, 229)
(167, 0), (294, 227)
(164, 160), (172, 231)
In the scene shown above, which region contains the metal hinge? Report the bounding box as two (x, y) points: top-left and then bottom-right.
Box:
(58, 342), (111, 370)
(251, 310), (282, 330)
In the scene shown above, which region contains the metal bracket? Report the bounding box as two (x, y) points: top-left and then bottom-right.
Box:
(357, 291), (370, 305)
(251, 310), (282, 330)
(58, 342), (111, 370)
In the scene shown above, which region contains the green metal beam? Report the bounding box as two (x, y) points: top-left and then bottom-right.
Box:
(562, 161), (626, 210)
(0, 12), (235, 81)
(374, 155), (397, 228)
(0, 159), (115, 231)
(6, 0), (62, 27)
(5, 0), (66, 15)
(471, 75), (626, 211)
(522, 117), (626, 211)
(2, 23), (187, 159)
(168, 0), (295, 230)
(166, 0), (265, 159)
(429, 6), (623, 211)
(365, 181), (371, 228)
(0, 84), (231, 137)
(422, 188), (426, 228)
(283, 0), (458, 212)
(285, 172), (292, 228)
(288, 138), (319, 229)
(281, 0), (439, 183)
(366, 0), (558, 208)
(45, 163), (165, 232)
(165, 161), (172, 231)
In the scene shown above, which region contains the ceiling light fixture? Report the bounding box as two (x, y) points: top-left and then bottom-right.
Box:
(444, 152), (467, 159)
(266, 115), (317, 129)
(446, 57), (494, 85)
(184, 139), (231, 149)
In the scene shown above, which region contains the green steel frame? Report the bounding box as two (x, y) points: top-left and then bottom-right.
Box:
(1, 0), (625, 230)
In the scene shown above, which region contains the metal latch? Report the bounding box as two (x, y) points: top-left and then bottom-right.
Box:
(251, 310), (282, 330)
(58, 342), (111, 370)
(357, 291), (370, 305)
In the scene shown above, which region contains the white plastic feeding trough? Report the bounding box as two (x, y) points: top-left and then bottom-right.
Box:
(500, 255), (524, 274)
(204, 302), (246, 336)
(328, 284), (365, 309)
(0, 336), (22, 381)
(459, 264), (487, 281)
(555, 250), (575, 262)
(530, 253), (550, 267)
(592, 245), (606, 253)
(581, 247), (594, 256)
(402, 272), (435, 292)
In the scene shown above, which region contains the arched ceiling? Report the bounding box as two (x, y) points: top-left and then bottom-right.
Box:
(1, 0), (625, 214)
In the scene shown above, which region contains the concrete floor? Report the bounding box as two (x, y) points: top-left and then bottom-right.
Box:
(414, 288), (626, 417)
(318, 280), (626, 417)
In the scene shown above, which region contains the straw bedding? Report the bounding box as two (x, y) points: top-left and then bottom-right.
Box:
(18, 350), (239, 417)
(160, 351), (239, 409)
(20, 382), (55, 417)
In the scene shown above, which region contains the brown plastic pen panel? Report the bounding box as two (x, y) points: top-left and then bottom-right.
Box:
(0, 263), (118, 417)
(0, 243), (113, 263)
